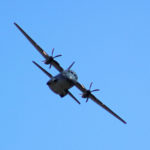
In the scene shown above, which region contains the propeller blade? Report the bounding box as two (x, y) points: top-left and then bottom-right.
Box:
(53, 54), (62, 59)
(49, 64), (52, 68)
(89, 82), (93, 90)
(86, 97), (89, 103)
(91, 89), (100, 92)
(42, 48), (62, 69)
(81, 82), (100, 103)
(51, 48), (55, 56)
(68, 61), (75, 70)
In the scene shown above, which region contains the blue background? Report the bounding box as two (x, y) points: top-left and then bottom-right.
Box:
(1, 0), (150, 149)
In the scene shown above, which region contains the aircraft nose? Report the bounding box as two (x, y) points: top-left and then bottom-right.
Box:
(47, 81), (51, 85)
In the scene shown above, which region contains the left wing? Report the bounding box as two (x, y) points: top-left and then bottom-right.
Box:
(14, 22), (64, 72)
(75, 81), (127, 124)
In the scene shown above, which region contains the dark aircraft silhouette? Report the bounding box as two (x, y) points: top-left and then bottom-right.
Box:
(14, 22), (127, 124)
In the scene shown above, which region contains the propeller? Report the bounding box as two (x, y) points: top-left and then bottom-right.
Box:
(67, 61), (75, 70)
(43, 48), (62, 68)
(82, 82), (100, 102)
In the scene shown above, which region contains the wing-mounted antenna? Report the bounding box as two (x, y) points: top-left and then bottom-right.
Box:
(67, 61), (75, 70)
(81, 82), (100, 102)
(43, 48), (62, 68)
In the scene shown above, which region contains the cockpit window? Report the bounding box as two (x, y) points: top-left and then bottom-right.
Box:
(62, 70), (78, 80)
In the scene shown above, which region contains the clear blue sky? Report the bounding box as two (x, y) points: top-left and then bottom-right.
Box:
(1, 0), (150, 149)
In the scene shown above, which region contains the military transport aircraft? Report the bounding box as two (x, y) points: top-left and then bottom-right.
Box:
(14, 22), (127, 124)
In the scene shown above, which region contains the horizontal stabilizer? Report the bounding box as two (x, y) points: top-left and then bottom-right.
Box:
(32, 61), (53, 78)
(68, 91), (80, 104)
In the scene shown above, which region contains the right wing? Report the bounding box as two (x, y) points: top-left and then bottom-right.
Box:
(14, 22), (64, 72)
(74, 81), (127, 124)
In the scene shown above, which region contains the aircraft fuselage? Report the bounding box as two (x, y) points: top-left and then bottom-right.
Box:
(47, 70), (78, 97)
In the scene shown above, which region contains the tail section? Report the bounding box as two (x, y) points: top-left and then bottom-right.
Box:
(32, 61), (53, 78)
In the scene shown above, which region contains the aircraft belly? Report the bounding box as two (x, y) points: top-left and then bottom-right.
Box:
(48, 78), (73, 96)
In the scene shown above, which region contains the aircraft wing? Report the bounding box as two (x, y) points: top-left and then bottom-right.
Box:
(75, 81), (127, 124)
(14, 22), (64, 72)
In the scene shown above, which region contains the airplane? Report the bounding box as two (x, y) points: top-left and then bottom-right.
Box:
(14, 22), (127, 124)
